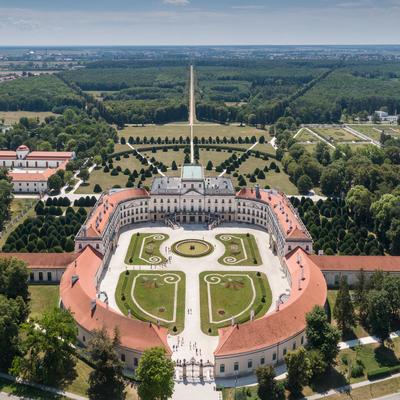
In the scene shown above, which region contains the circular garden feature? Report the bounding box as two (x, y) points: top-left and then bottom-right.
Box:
(172, 239), (213, 258)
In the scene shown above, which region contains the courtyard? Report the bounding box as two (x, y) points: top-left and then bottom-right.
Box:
(99, 223), (290, 378)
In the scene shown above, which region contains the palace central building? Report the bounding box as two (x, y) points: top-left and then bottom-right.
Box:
(150, 165), (236, 226)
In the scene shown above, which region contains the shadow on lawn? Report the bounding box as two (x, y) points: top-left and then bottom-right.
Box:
(0, 378), (63, 399)
(374, 344), (399, 367)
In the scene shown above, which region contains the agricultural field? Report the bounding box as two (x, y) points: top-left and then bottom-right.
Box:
(115, 270), (186, 333)
(199, 271), (272, 335)
(0, 75), (84, 111)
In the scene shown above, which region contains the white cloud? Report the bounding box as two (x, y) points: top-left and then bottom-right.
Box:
(163, 0), (189, 5)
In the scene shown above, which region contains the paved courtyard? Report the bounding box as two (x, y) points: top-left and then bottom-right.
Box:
(99, 222), (290, 400)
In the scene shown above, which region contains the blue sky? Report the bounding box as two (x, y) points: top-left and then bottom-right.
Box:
(1, 0), (400, 45)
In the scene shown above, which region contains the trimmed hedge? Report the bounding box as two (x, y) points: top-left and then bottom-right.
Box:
(367, 365), (400, 380)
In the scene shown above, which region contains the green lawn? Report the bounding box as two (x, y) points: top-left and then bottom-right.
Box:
(118, 124), (190, 141)
(29, 285), (60, 320)
(193, 124), (269, 140)
(216, 233), (262, 266)
(0, 378), (65, 399)
(125, 233), (169, 265)
(349, 124), (400, 141)
(199, 271), (272, 335)
(337, 339), (400, 384)
(312, 127), (362, 142)
(115, 270), (185, 333)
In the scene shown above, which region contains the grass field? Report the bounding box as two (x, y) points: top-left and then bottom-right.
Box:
(216, 233), (262, 266)
(193, 124), (270, 140)
(349, 124), (400, 141)
(29, 285), (60, 320)
(311, 126), (363, 143)
(125, 232), (169, 265)
(200, 271), (272, 335)
(296, 127), (320, 142)
(118, 124), (190, 141)
(115, 270), (185, 333)
(0, 111), (57, 124)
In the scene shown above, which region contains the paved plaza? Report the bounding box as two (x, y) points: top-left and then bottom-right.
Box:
(99, 222), (290, 400)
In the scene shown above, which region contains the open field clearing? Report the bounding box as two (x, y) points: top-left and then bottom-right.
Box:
(0, 111), (57, 124)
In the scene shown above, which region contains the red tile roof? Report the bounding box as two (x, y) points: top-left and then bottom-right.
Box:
(9, 161), (67, 182)
(310, 255), (400, 273)
(0, 252), (78, 269)
(60, 246), (171, 353)
(236, 188), (311, 241)
(214, 248), (327, 357)
(26, 151), (73, 160)
(0, 150), (17, 159)
(84, 188), (149, 238)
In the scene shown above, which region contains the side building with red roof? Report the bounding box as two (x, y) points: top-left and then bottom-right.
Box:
(0, 145), (75, 193)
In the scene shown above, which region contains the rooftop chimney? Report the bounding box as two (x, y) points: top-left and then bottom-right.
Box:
(255, 184), (261, 199)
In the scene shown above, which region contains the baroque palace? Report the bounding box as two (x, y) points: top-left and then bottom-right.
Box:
(2, 165), (400, 378)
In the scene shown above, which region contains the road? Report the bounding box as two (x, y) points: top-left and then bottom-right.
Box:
(189, 65), (195, 164)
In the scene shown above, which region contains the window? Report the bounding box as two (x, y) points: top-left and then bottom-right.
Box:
(47, 272), (52, 281)
(247, 359), (253, 369)
(234, 362), (239, 372)
(292, 342), (296, 350)
(273, 353), (277, 361)
(260, 357), (265, 365)
(283, 348), (287, 356)
(39, 272), (43, 281)
(82, 336), (86, 342)
(301, 336), (304, 345)
(121, 354), (126, 362)
(29, 272), (34, 281)
(220, 364), (225, 373)
(134, 358), (138, 367)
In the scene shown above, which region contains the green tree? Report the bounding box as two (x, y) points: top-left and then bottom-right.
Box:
(11, 308), (77, 386)
(297, 174), (313, 195)
(135, 347), (174, 400)
(345, 185), (372, 225)
(354, 269), (369, 323)
(306, 306), (340, 366)
(285, 347), (312, 395)
(0, 257), (29, 302)
(255, 365), (284, 400)
(333, 277), (356, 335)
(367, 290), (391, 343)
(0, 174), (13, 231)
(48, 174), (63, 192)
(94, 184), (103, 193)
(388, 218), (400, 255)
(78, 168), (90, 183)
(0, 295), (27, 371)
(320, 164), (345, 197)
(87, 328), (126, 400)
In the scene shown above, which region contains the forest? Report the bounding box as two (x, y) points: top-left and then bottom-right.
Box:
(61, 67), (188, 124)
(0, 75), (84, 112)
